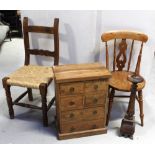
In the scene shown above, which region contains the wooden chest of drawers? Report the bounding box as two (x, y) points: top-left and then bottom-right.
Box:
(53, 63), (111, 140)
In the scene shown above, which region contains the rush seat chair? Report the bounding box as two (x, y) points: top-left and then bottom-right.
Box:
(2, 17), (59, 127)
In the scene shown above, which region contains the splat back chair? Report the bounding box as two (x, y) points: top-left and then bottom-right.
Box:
(101, 30), (148, 126)
(2, 17), (59, 127)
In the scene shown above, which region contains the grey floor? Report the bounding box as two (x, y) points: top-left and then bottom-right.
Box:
(0, 38), (155, 144)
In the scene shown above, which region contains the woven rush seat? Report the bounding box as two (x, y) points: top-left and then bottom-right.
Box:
(109, 71), (145, 92)
(7, 65), (53, 89)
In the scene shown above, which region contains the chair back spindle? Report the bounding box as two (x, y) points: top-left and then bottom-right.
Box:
(101, 30), (148, 73)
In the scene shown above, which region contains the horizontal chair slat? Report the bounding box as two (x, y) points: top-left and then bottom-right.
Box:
(28, 26), (55, 34)
(28, 49), (55, 57)
(13, 102), (42, 110)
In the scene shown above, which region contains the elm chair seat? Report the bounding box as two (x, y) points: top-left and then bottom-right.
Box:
(109, 71), (145, 92)
(7, 65), (53, 89)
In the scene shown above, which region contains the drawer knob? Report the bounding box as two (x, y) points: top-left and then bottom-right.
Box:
(92, 124), (97, 129)
(69, 101), (75, 106)
(93, 98), (98, 103)
(69, 113), (74, 118)
(93, 110), (97, 115)
(69, 87), (75, 93)
(70, 127), (75, 132)
(94, 85), (98, 90)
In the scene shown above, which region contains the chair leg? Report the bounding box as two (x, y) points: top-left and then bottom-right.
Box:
(39, 83), (48, 127)
(106, 88), (115, 126)
(27, 88), (33, 101)
(138, 90), (144, 126)
(2, 77), (14, 119)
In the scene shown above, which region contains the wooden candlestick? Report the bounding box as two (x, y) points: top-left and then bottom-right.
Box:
(120, 74), (144, 139)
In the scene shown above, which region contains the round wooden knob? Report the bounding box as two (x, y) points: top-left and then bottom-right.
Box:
(70, 127), (75, 132)
(93, 110), (97, 115)
(69, 87), (75, 93)
(94, 85), (98, 90)
(69, 113), (74, 118)
(93, 98), (98, 103)
(69, 101), (75, 106)
(92, 124), (97, 129)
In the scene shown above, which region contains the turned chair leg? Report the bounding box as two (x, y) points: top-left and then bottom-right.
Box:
(27, 88), (33, 101)
(138, 90), (144, 126)
(2, 78), (14, 119)
(106, 88), (115, 126)
(39, 83), (48, 127)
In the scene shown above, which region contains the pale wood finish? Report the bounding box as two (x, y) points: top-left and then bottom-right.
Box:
(53, 63), (111, 139)
(101, 30), (148, 42)
(101, 30), (148, 126)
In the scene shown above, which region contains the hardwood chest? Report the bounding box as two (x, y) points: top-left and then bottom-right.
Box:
(53, 63), (111, 140)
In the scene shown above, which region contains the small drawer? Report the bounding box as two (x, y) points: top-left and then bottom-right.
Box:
(60, 95), (83, 111)
(59, 82), (84, 95)
(83, 107), (105, 121)
(85, 94), (106, 107)
(61, 110), (83, 123)
(85, 80), (108, 93)
(61, 107), (105, 123)
(60, 119), (105, 133)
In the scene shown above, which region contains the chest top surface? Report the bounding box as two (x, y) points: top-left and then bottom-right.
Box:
(53, 63), (111, 83)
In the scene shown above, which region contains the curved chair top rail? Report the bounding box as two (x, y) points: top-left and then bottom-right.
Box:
(101, 30), (148, 42)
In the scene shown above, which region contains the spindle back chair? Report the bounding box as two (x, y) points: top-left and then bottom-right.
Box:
(101, 30), (148, 126)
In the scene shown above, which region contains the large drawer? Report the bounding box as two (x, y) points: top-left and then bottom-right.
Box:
(85, 93), (106, 107)
(60, 119), (105, 133)
(60, 107), (105, 123)
(60, 95), (83, 111)
(85, 80), (108, 93)
(59, 82), (84, 95)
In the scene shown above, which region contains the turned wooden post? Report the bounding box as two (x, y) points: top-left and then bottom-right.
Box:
(120, 74), (144, 139)
(2, 77), (14, 119)
(39, 83), (48, 127)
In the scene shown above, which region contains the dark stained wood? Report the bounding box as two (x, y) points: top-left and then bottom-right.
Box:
(2, 77), (14, 119)
(47, 96), (55, 111)
(13, 102), (42, 110)
(106, 88), (115, 126)
(28, 49), (55, 57)
(116, 39), (127, 71)
(39, 83), (48, 127)
(14, 90), (28, 103)
(2, 17), (59, 127)
(101, 30), (148, 127)
(120, 75), (144, 139)
(23, 17), (59, 65)
(27, 26), (55, 34)
(27, 88), (33, 101)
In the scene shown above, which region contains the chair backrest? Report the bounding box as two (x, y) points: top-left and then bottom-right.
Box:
(23, 17), (59, 66)
(101, 30), (148, 75)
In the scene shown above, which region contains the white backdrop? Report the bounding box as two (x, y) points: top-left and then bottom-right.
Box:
(1, 10), (155, 98)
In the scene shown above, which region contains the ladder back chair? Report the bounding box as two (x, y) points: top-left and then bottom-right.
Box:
(101, 30), (148, 126)
(2, 17), (59, 127)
